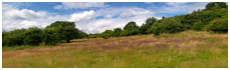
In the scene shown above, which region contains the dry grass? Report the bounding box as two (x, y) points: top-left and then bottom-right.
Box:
(2, 30), (228, 68)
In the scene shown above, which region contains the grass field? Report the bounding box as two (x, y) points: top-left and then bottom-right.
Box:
(2, 30), (228, 68)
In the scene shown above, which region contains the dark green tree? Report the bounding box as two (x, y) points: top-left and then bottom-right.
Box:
(191, 21), (204, 31)
(43, 27), (59, 45)
(205, 18), (228, 33)
(101, 30), (114, 39)
(139, 17), (157, 34)
(113, 28), (122, 37)
(77, 31), (88, 39)
(124, 21), (139, 30)
(2, 29), (27, 46)
(154, 18), (184, 35)
(46, 21), (80, 43)
(162, 16), (165, 19)
(206, 2), (228, 10)
(23, 27), (44, 45)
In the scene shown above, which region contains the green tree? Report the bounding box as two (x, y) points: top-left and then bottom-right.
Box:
(101, 30), (114, 39)
(43, 28), (59, 45)
(113, 28), (122, 37)
(124, 21), (139, 30)
(191, 21), (204, 31)
(206, 2), (228, 10)
(205, 18), (228, 33)
(46, 21), (80, 43)
(145, 17), (157, 26)
(78, 31), (88, 39)
(139, 17), (157, 34)
(2, 29), (27, 46)
(23, 27), (44, 45)
(154, 18), (184, 35)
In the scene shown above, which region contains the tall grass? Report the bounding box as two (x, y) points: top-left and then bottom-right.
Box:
(2, 30), (228, 68)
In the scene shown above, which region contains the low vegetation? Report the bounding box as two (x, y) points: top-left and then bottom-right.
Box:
(2, 30), (228, 68)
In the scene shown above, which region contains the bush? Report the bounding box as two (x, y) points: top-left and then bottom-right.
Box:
(156, 18), (184, 34)
(23, 27), (44, 45)
(43, 28), (59, 45)
(191, 21), (204, 31)
(205, 18), (228, 33)
(100, 30), (114, 39)
(139, 17), (157, 34)
(46, 21), (80, 43)
(2, 29), (27, 46)
(89, 34), (100, 38)
(120, 29), (139, 36)
(120, 30), (130, 36)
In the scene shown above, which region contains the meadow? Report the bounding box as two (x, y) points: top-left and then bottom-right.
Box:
(2, 30), (228, 68)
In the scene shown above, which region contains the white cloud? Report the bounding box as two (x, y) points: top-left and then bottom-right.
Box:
(2, 15), (69, 32)
(96, 7), (154, 18)
(187, 2), (209, 13)
(2, 3), (62, 32)
(2, 3), (47, 20)
(68, 10), (97, 22)
(73, 7), (155, 34)
(2, 3), (160, 34)
(4, 9), (47, 20)
(105, 14), (113, 18)
(54, 2), (106, 10)
(165, 2), (188, 6)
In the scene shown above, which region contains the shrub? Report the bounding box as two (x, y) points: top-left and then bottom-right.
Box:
(205, 18), (228, 33)
(100, 30), (114, 39)
(23, 27), (44, 45)
(113, 28), (122, 37)
(43, 28), (59, 45)
(2, 29), (27, 46)
(191, 21), (204, 31)
(156, 18), (184, 34)
(124, 21), (139, 30)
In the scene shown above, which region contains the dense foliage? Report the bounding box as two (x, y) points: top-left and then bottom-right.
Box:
(2, 21), (87, 47)
(96, 2), (228, 39)
(205, 18), (228, 33)
(152, 18), (184, 35)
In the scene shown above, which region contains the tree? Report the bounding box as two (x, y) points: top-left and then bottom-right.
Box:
(162, 16), (165, 19)
(206, 2), (228, 10)
(24, 27), (44, 45)
(154, 18), (184, 34)
(145, 17), (157, 26)
(124, 21), (139, 30)
(100, 30), (114, 39)
(46, 21), (80, 43)
(139, 17), (157, 34)
(205, 18), (228, 33)
(2, 29), (27, 46)
(77, 31), (88, 39)
(191, 21), (204, 31)
(43, 28), (59, 45)
(113, 28), (122, 37)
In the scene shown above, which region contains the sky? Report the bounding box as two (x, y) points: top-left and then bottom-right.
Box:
(2, 2), (210, 34)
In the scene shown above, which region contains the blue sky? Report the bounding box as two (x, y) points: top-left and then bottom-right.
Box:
(2, 2), (210, 33)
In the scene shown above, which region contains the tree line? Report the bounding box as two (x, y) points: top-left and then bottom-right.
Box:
(90, 2), (228, 39)
(2, 2), (228, 47)
(2, 21), (88, 46)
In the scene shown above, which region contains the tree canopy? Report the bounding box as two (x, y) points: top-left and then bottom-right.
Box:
(124, 21), (139, 30)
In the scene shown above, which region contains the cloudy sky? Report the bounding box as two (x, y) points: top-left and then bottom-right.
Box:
(2, 2), (209, 34)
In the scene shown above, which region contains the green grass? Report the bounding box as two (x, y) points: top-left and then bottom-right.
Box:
(2, 30), (228, 68)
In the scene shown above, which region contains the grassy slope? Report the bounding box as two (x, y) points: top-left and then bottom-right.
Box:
(2, 30), (228, 68)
